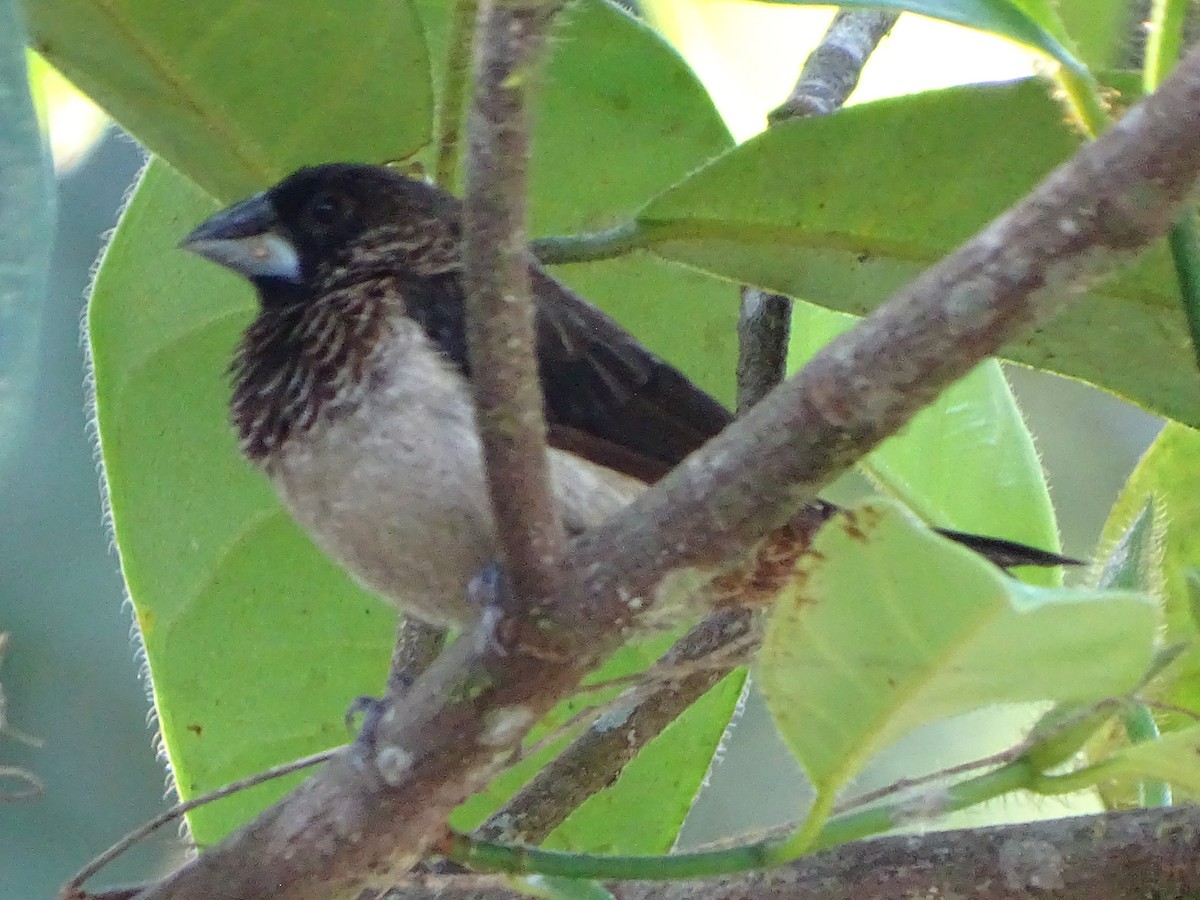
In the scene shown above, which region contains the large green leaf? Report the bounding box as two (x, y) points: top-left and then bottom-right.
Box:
(759, 498), (1155, 805)
(89, 164), (399, 842)
(89, 0), (740, 847)
(631, 78), (1198, 426)
(19, 0), (433, 201)
(0, 1), (53, 478)
(789, 312), (1062, 584)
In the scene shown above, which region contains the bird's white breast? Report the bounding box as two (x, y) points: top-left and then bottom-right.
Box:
(263, 319), (644, 627)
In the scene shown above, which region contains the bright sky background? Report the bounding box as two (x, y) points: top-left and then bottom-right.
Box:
(642, 2), (1043, 140)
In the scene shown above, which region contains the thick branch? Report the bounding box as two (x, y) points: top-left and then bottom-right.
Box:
(461, 0), (568, 606)
(126, 43), (1200, 900)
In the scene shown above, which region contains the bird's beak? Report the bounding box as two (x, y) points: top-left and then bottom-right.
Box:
(179, 192), (303, 283)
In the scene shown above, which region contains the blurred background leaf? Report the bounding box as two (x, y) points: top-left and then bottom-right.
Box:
(19, 0), (434, 201)
(0, 0), (54, 477)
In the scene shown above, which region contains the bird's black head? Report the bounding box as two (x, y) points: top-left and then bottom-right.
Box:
(180, 163), (462, 302)
(180, 164), (468, 459)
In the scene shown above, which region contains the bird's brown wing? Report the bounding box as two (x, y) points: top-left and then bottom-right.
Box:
(396, 262), (731, 485)
(530, 266), (732, 484)
(402, 263), (1080, 569)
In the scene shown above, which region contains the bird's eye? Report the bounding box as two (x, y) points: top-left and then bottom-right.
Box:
(308, 191), (343, 226)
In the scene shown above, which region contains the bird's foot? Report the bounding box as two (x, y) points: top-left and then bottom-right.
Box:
(345, 694), (387, 750)
(468, 561), (511, 657)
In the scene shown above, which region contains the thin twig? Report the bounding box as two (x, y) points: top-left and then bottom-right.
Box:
(478, 611), (756, 843)
(70, 887), (145, 900)
(461, 0), (569, 610)
(388, 806), (1200, 900)
(767, 9), (899, 123)
(736, 289), (792, 415)
(62, 747), (338, 898)
(743, 9), (899, 410)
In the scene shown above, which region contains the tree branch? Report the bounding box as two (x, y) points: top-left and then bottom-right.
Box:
(461, 0), (569, 608)
(768, 8), (898, 122)
(124, 40), (1200, 900)
(736, 289), (792, 416)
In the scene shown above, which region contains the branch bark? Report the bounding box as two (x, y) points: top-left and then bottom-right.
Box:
(385, 805), (1200, 900)
(124, 40), (1200, 900)
(768, 8), (899, 122)
(461, 0), (569, 608)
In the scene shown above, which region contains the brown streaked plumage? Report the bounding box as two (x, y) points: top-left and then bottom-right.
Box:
(181, 163), (1078, 628)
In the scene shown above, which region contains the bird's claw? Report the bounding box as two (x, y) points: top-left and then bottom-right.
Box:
(345, 694), (387, 749)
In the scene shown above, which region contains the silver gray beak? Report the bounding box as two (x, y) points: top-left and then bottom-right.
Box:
(180, 192), (303, 283)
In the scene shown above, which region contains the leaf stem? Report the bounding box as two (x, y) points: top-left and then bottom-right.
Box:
(451, 759), (1043, 880)
(530, 221), (644, 264)
(1055, 64), (1109, 139)
(1123, 703), (1173, 807)
(1144, 0), (1189, 94)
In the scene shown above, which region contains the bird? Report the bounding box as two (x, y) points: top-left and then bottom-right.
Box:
(180, 163), (1077, 629)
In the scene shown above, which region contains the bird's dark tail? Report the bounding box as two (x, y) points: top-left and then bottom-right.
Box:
(935, 528), (1083, 569)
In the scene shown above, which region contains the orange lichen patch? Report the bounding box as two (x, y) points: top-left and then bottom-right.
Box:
(709, 503), (834, 610)
(839, 503), (882, 544)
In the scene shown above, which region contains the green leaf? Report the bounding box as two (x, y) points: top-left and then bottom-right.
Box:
(0, 1), (53, 477)
(630, 78), (1198, 426)
(19, 0), (433, 201)
(1092, 424), (1200, 805)
(759, 498), (1156, 800)
(543, 670), (746, 855)
(89, 163), (398, 843)
(1102, 425), (1200, 684)
(1095, 498), (1165, 596)
(1023, 503), (1165, 775)
(1056, 0), (1135, 70)
(789, 312), (1062, 585)
(752, 0), (1084, 74)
